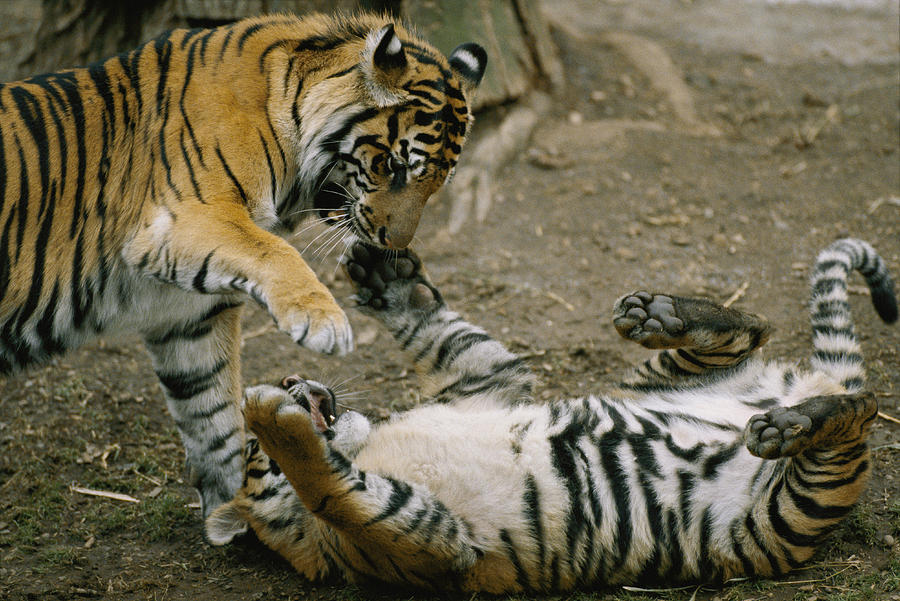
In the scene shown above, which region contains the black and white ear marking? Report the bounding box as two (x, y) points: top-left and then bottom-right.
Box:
(449, 43), (488, 89)
(373, 24), (407, 72)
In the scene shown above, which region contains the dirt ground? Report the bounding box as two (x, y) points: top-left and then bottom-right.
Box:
(1, 1), (898, 600)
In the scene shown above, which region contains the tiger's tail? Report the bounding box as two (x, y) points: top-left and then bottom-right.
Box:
(809, 238), (898, 392)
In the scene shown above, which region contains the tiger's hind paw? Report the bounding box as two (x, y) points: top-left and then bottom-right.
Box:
(613, 291), (685, 348)
(745, 407), (813, 459)
(613, 290), (770, 352)
(343, 243), (441, 314)
(745, 393), (877, 459)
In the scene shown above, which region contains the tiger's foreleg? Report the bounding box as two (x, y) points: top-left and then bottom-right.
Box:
(242, 384), (482, 588)
(730, 392), (876, 577)
(126, 200), (353, 355)
(612, 291), (771, 389)
(343, 243), (535, 405)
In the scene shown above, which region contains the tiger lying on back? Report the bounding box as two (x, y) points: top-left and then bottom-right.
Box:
(0, 13), (486, 516)
(206, 238), (897, 593)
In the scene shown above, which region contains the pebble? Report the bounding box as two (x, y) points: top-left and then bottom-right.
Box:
(885, 534), (895, 546)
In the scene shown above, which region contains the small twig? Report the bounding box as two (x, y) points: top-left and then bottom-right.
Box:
(241, 323), (275, 342)
(622, 584), (697, 593)
(71, 485), (140, 504)
(0, 470), (22, 492)
(722, 281), (749, 308)
(868, 195), (900, 214)
(874, 442), (900, 451)
(545, 290), (576, 312)
(877, 411), (900, 425)
(771, 563), (856, 585)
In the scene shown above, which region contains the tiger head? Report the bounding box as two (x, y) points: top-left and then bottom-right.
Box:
(275, 17), (487, 249)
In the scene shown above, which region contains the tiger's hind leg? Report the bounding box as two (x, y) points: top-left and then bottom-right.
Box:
(612, 291), (771, 388)
(732, 392), (876, 577)
(241, 384), (482, 589)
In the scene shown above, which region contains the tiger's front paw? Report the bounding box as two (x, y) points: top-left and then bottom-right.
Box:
(342, 243), (441, 314)
(243, 385), (322, 462)
(276, 296), (354, 356)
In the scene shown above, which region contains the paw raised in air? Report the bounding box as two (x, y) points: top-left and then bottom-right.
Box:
(613, 291), (685, 348)
(745, 407), (813, 459)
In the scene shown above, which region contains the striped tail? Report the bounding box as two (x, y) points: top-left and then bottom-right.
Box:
(809, 238), (898, 391)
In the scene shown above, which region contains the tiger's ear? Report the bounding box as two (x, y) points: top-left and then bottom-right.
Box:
(362, 24), (408, 107)
(205, 501), (248, 546)
(449, 43), (488, 94)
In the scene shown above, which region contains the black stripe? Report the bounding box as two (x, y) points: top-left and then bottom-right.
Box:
(181, 37), (206, 168)
(729, 519), (758, 577)
(154, 34), (173, 111)
(215, 146), (248, 202)
(499, 529), (529, 591)
(522, 474), (545, 588)
(15, 177), (57, 342)
(598, 429), (632, 573)
(144, 300), (240, 346)
(34, 281), (64, 356)
(793, 458), (868, 489)
(156, 358), (228, 400)
(365, 477), (413, 525)
(294, 34), (345, 53)
(812, 349), (863, 364)
(663, 510), (685, 581)
(432, 330), (491, 372)
(767, 478), (820, 547)
(702, 442), (740, 479)
(250, 484), (283, 501)
(179, 131), (203, 199)
(784, 477), (853, 520)
(118, 50), (143, 112)
(238, 23), (264, 52)
(0, 209), (14, 303)
(193, 251), (215, 292)
(9, 87), (51, 217)
(218, 26), (236, 63)
(319, 108), (380, 150)
(205, 426), (238, 453)
(697, 507), (718, 580)
(13, 136), (28, 259)
(52, 73), (88, 239)
(258, 130), (278, 198)
(677, 470), (695, 529)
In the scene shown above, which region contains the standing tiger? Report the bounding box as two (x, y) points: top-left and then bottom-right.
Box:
(206, 238), (897, 592)
(0, 13), (487, 516)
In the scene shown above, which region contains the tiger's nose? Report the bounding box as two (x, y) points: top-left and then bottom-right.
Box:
(383, 223), (416, 249)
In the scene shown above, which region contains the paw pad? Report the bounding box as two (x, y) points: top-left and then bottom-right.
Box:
(614, 291), (685, 347)
(745, 408), (813, 458)
(343, 242), (436, 311)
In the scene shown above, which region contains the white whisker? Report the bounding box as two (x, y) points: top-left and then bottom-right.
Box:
(300, 222), (343, 256)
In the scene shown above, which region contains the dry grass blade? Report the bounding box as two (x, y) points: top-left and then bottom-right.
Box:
(70, 485), (140, 504)
(877, 411), (900, 425)
(242, 323), (275, 342)
(545, 290), (576, 312)
(722, 281), (749, 308)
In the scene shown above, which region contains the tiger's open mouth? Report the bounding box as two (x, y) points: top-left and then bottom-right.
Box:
(312, 182), (378, 246)
(313, 182), (350, 225)
(280, 375), (338, 433)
